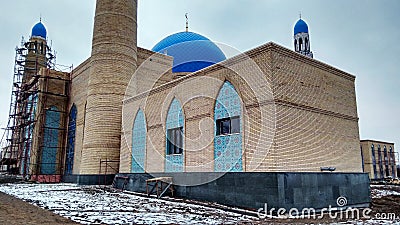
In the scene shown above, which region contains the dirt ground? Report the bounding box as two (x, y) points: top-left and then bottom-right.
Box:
(0, 192), (80, 225)
(0, 184), (399, 225)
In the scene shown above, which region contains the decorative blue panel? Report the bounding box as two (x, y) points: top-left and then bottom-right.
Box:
(166, 98), (184, 129)
(165, 98), (184, 172)
(165, 154), (184, 172)
(65, 105), (77, 175)
(21, 94), (37, 175)
(41, 106), (60, 175)
(214, 82), (243, 172)
(131, 109), (146, 173)
(214, 82), (241, 120)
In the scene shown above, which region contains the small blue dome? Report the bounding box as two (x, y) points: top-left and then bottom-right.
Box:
(294, 19), (309, 35)
(152, 31), (226, 73)
(31, 22), (47, 39)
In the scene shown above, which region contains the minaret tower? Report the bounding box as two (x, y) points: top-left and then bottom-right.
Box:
(81, 0), (138, 174)
(25, 20), (48, 81)
(294, 15), (313, 58)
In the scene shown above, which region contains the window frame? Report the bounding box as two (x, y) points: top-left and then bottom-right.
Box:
(216, 116), (240, 136)
(166, 127), (184, 155)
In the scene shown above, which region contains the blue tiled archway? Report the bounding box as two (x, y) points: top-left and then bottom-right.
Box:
(214, 81), (243, 172)
(165, 98), (184, 172)
(65, 105), (77, 175)
(41, 106), (60, 175)
(131, 109), (146, 173)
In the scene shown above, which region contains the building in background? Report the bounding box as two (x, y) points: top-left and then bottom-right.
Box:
(360, 140), (397, 180)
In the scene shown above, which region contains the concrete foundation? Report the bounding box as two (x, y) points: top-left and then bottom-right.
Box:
(113, 172), (370, 210)
(63, 174), (115, 185)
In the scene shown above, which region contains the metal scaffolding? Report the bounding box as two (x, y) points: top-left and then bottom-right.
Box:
(0, 36), (70, 180)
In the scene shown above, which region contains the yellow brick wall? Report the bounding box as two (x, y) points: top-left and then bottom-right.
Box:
(29, 68), (70, 175)
(120, 42), (362, 173)
(80, 0), (138, 174)
(68, 58), (91, 174)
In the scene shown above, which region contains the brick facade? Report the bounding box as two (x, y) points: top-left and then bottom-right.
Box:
(120, 42), (362, 173)
(64, 1), (362, 175)
(8, 0), (364, 178)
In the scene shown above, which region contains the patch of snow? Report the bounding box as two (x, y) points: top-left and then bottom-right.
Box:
(0, 183), (254, 224)
(371, 188), (400, 199)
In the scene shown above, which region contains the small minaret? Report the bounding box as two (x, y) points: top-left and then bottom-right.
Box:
(25, 20), (48, 81)
(81, 0), (138, 174)
(294, 15), (313, 58)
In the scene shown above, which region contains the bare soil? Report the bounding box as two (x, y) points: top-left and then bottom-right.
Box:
(0, 191), (79, 225)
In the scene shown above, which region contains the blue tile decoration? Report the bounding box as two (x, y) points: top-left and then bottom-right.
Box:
(214, 82), (243, 172)
(131, 109), (146, 173)
(20, 94), (37, 175)
(165, 98), (184, 172)
(166, 98), (184, 130)
(65, 105), (77, 175)
(41, 106), (60, 175)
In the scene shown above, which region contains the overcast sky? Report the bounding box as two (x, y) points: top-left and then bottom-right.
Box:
(0, 1), (399, 160)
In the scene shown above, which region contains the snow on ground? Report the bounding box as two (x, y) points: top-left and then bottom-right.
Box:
(0, 183), (254, 225)
(370, 185), (400, 199)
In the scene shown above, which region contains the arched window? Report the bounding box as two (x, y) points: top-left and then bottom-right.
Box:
(384, 146), (389, 177)
(389, 146), (395, 177)
(294, 39), (298, 51)
(299, 38), (303, 51)
(21, 93), (38, 175)
(165, 98), (184, 172)
(371, 144), (377, 179)
(41, 106), (60, 175)
(65, 105), (77, 175)
(378, 145), (383, 179)
(214, 81), (243, 172)
(305, 37), (309, 50)
(131, 109), (146, 173)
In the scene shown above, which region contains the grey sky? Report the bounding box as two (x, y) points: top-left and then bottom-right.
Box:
(0, 1), (399, 160)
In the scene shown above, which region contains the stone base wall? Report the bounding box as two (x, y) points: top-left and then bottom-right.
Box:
(113, 172), (370, 210)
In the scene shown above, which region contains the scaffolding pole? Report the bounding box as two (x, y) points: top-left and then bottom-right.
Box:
(1, 36), (71, 181)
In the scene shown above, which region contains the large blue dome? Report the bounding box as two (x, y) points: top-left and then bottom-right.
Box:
(31, 22), (47, 39)
(152, 31), (226, 73)
(294, 19), (309, 35)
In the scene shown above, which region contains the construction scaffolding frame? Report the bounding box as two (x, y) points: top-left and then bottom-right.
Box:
(99, 159), (120, 185)
(0, 36), (71, 182)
